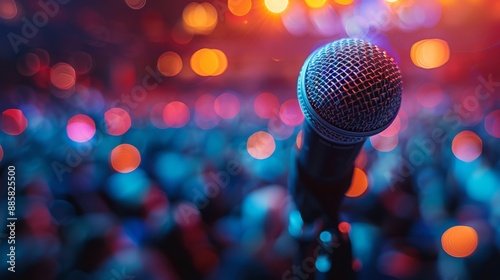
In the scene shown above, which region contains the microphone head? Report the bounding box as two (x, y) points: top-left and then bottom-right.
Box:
(297, 38), (403, 144)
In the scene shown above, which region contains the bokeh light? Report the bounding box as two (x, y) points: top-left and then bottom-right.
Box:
(452, 131), (482, 162)
(485, 110), (500, 138)
(111, 144), (141, 173)
(370, 134), (399, 152)
(265, 0), (288, 13)
(214, 93), (240, 119)
(380, 116), (401, 137)
(50, 63), (76, 90)
(355, 149), (367, 169)
(105, 108), (132, 136)
(67, 114), (96, 143)
(305, 0), (327, 9)
(254, 92), (280, 119)
(345, 168), (368, 197)
(228, 0), (252, 16)
(0, 0), (17, 19)
(0, 145), (3, 162)
(191, 48), (228, 77)
(338, 221), (351, 233)
(296, 130), (303, 149)
(441, 225), (478, 258)
(279, 99), (304, 126)
(334, 0), (354, 5)
(182, 2), (218, 34)
(163, 101), (190, 128)
(125, 0), (146, 10)
(157, 51), (183, 77)
(247, 131), (276, 159)
(195, 94), (220, 129)
(411, 39), (450, 69)
(1, 109), (28, 136)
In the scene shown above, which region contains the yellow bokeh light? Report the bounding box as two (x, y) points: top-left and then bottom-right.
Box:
(228, 0), (252, 16)
(265, 0), (288, 13)
(247, 131), (276, 159)
(345, 168), (368, 197)
(441, 226), (478, 258)
(190, 48), (227, 77)
(411, 39), (450, 69)
(182, 2), (218, 34)
(157, 51), (182, 77)
(305, 0), (327, 8)
(334, 0), (354, 5)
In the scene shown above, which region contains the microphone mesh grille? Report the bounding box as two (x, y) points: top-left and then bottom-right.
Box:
(302, 39), (402, 139)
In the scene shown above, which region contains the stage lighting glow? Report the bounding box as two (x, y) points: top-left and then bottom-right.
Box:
(125, 0), (146, 10)
(2, 109), (28, 136)
(157, 51), (183, 77)
(296, 130), (303, 150)
(279, 99), (304, 126)
(105, 108), (131, 136)
(50, 63), (76, 90)
(214, 93), (240, 119)
(17, 52), (41, 76)
(339, 222), (351, 233)
(370, 134), (399, 152)
(345, 168), (368, 197)
(265, 0), (288, 13)
(183, 2), (218, 34)
(0, 0), (17, 19)
(416, 83), (444, 108)
(411, 39), (450, 69)
(163, 101), (190, 128)
(485, 110), (500, 138)
(247, 131), (276, 159)
(228, 0), (252, 16)
(254, 92), (280, 119)
(111, 144), (141, 173)
(452, 131), (482, 162)
(334, 0), (354, 5)
(191, 48), (227, 77)
(441, 226), (478, 258)
(67, 114), (95, 142)
(305, 0), (326, 8)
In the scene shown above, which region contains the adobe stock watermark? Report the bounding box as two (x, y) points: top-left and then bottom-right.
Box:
(385, 73), (500, 185)
(7, 0), (71, 54)
(51, 63), (165, 182)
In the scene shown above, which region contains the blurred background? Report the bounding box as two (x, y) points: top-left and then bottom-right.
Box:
(0, 0), (499, 279)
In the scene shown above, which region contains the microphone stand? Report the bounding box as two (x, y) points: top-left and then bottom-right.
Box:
(288, 145), (357, 280)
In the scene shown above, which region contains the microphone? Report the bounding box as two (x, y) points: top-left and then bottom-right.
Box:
(288, 38), (402, 279)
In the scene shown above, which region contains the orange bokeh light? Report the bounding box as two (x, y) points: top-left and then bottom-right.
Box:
(163, 101), (190, 128)
(296, 130), (303, 150)
(50, 63), (76, 90)
(190, 48), (228, 77)
(452, 131), (482, 162)
(110, 144), (141, 173)
(411, 39), (450, 69)
(2, 109), (28, 136)
(247, 131), (276, 159)
(182, 2), (218, 34)
(157, 51), (183, 77)
(228, 0), (252, 16)
(345, 168), (368, 197)
(441, 226), (478, 258)
(105, 108), (132, 136)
